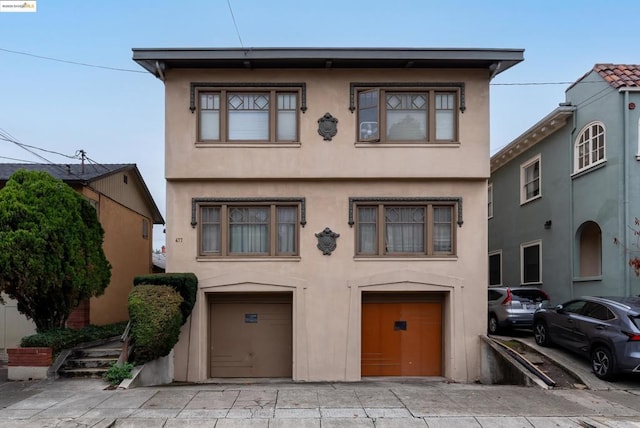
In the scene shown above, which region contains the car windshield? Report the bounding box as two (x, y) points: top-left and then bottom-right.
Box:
(511, 290), (548, 303)
(631, 315), (640, 330)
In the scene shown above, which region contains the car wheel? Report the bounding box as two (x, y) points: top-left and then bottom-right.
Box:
(533, 321), (550, 346)
(591, 346), (616, 381)
(488, 314), (499, 335)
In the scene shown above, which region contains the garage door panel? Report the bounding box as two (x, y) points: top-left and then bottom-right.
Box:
(210, 298), (292, 378)
(362, 299), (442, 377)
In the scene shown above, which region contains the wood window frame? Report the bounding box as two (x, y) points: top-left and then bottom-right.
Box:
(192, 197), (305, 258)
(191, 83), (306, 144)
(348, 197), (462, 257)
(350, 82), (464, 144)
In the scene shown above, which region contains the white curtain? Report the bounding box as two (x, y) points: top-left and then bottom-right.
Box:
(433, 207), (452, 252)
(277, 207), (296, 253)
(229, 207), (269, 253)
(357, 207), (377, 254)
(385, 207), (424, 252)
(201, 207), (220, 253)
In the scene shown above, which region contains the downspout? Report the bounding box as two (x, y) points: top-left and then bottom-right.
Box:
(623, 89), (631, 296)
(569, 107), (577, 299)
(155, 61), (166, 82)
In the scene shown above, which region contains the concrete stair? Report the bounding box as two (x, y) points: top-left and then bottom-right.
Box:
(58, 339), (122, 378)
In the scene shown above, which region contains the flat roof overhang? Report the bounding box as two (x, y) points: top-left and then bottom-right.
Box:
(132, 47), (524, 78)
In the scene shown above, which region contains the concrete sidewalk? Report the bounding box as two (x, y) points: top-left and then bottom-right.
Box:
(1, 376), (640, 427)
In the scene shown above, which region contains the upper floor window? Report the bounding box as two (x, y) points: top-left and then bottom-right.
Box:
(354, 202), (455, 257)
(198, 202), (299, 257)
(357, 88), (458, 143)
(520, 154), (541, 205)
(574, 122), (605, 173)
(198, 89), (299, 142)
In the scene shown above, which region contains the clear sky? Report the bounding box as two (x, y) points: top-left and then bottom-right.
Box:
(1, 0), (638, 250)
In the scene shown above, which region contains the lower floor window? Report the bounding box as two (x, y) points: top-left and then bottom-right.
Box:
(356, 203), (455, 256)
(200, 203), (298, 256)
(521, 240), (541, 284)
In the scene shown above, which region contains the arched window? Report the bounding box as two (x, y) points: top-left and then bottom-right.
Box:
(574, 122), (605, 173)
(577, 221), (602, 277)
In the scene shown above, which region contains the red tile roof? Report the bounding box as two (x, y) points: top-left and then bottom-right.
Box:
(594, 64), (640, 88)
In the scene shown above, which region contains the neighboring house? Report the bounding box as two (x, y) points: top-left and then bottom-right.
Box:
(0, 163), (164, 360)
(133, 47), (523, 383)
(489, 64), (640, 305)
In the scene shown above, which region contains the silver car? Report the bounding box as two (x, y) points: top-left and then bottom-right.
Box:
(487, 287), (550, 334)
(533, 296), (640, 380)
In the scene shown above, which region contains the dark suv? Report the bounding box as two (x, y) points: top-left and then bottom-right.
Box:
(533, 296), (640, 380)
(487, 287), (550, 334)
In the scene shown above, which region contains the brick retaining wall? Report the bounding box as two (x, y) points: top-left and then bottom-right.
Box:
(7, 347), (52, 367)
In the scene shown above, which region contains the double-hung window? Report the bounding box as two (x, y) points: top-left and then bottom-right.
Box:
(199, 202), (299, 257)
(355, 202), (455, 256)
(357, 87), (458, 143)
(520, 154), (541, 204)
(198, 89), (299, 142)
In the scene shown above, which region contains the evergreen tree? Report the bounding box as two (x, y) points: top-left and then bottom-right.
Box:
(0, 170), (111, 331)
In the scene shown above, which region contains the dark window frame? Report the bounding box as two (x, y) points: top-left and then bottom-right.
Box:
(348, 197), (460, 257)
(349, 82), (464, 144)
(191, 83), (307, 143)
(192, 197), (305, 258)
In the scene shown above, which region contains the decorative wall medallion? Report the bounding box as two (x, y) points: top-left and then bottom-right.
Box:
(315, 227), (340, 255)
(317, 113), (338, 141)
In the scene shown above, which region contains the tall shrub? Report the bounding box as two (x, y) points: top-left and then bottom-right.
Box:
(128, 284), (183, 364)
(0, 170), (111, 331)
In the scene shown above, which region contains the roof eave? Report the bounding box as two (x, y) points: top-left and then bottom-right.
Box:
(132, 47), (524, 78)
(491, 105), (576, 173)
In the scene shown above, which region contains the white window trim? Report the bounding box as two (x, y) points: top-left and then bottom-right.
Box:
(520, 240), (542, 285)
(574, 121), (606, 173)
(520, 154), (541, 205)
(488, 183), (493, 219)
(488, 249), (502, 286)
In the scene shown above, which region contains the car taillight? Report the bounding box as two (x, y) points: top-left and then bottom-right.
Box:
(540, 290), (550, 301)
(623, 331), (640, 341)
(502, 289), (512, 305)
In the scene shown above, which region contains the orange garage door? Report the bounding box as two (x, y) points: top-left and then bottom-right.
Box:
(362, 294), (442, 376)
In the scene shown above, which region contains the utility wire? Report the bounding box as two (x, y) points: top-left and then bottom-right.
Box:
(226, 0), (244, 48)
(0, 130), (85, 179)
(0, 156), (38, 163)
(0, 46), (623, 88)
(0, 47), (146, 73)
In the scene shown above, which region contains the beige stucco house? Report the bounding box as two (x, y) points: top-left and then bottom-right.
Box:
(133, 48), (523, 383)
(0, 163), (164, 360)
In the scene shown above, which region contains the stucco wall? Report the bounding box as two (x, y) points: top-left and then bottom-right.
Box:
(164, 68), (491, 181)
(163, 66), (491, 383)
(167, 180), (488, 383)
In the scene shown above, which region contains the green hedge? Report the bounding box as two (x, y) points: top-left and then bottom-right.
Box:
(20, 322), (128, 354)
(133, 273), (197, 324)
(128, 284), (183, 364)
